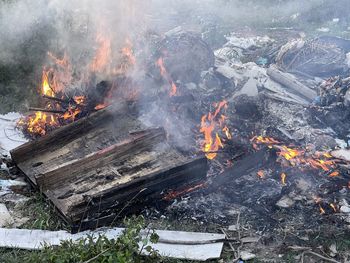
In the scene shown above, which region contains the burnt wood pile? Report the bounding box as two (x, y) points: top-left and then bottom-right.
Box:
(11, 103), (208, 231)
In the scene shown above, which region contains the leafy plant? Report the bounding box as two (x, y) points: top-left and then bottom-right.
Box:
(5, 216), (159, 263)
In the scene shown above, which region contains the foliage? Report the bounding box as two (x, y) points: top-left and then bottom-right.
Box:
(2, 216), (160, 263)
(20, 193), (68, 231)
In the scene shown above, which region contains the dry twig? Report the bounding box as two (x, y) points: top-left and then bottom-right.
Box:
(301, 250), (341, 263)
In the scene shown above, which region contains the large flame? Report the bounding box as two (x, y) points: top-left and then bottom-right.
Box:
(90, 33), (112, 73)
(42, 70), (54, 97)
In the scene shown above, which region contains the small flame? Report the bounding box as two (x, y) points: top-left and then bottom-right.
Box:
(330, 203), (337, 212)
(278, 146), (301, 161)
(156, 57), (177, 97)
(223, 126), (232, 139)
(94, 103), (108, 110)
(329, 171), (339, 177)
(74, 96), (86, 105)
(63, 107), (81, 121)
(257, 170), (264, 179)
(319, 205), (326, 215)
(280, 173), (287, 185)
(42, 70), (54, 97)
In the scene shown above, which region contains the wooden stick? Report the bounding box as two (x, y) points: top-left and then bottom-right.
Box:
(28, 107), (65, 114)
(42, 95), (70, 104)
(301, 250), (341, 263)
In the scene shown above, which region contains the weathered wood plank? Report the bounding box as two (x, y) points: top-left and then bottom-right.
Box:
(35, 128), (166, 190)
(11, 103), (128, 163)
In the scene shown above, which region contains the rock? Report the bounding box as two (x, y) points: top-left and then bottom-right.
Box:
(340, 199), (350, 213)
(0, 203), (14, 227)
(240, 251), (256, 260)
(295, 178), (312, 192)
(331, 149), (350, 162)
(239, 78), (259, 97)
(228, 225), (238, 231)
(276, 196), (295, 208)
(314, 135), (337, 150)
(329, 243), (337, 257)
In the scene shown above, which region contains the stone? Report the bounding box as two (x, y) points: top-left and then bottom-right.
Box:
(329, 243), (337, 257)
(228, 225), (238, 231)
(240, 251), (256, 260)
(295, 178), (312, 192)
(331, 149), (350, 162)
(0, 203), (14, 227)
(276, 196), (295, 208)
(340, 199), (350, 213)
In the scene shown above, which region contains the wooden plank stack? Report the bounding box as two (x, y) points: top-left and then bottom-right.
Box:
(11, 103), (208, 231)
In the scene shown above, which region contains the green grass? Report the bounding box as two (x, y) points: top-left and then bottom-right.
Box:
(19, 193), (68, 231)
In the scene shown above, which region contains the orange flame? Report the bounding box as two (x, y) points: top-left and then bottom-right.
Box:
(73, 96), (86, 105)
(200, 100), (229, 160)
(156, 57), (177, 97)
(319, 205), (326, 215)
(223, 126), (232, 139)
(257, 170), (264, 179)
(42, 70), (54, 97)
(330, 203), (337, 212)
(280, 173), (287, 185)
(90, 33), (112, 73)
(278, 146), (301, 161)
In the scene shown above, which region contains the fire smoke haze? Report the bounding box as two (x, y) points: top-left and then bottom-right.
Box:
(1, 0), (349, 79)
(0, 0), (346, 67)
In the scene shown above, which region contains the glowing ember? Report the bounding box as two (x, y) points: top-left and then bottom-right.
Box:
(94, 103), (108, 110)
(257, 170), (264, 179)
(156, 57), (177, 97)
(163, 182), (207, 201)
(329, 171), (339, 177)
(74, 96), (86, 105)
(200, 100), (229, 160)
(280, 173), (287, 185)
